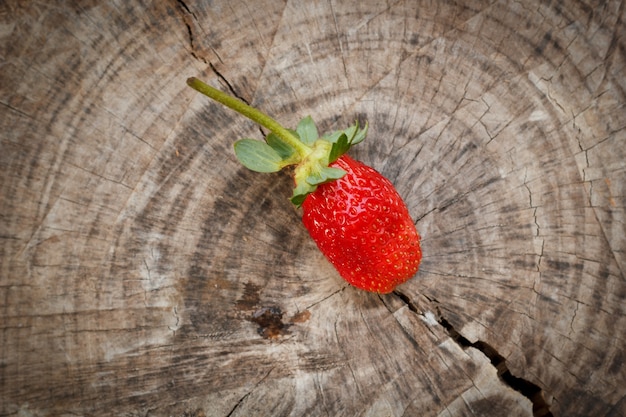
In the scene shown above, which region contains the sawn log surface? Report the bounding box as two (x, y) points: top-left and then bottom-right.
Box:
(1, 1), (625, 416)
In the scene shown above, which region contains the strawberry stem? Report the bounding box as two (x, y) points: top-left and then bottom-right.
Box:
(188, 76), (368, 206)
(186, 77), (310, 158)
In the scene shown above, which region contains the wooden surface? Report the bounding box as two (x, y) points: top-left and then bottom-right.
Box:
(1, 0), (624, 416)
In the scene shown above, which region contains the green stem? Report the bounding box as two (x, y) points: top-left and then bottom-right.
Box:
(187, 77), (310, 157)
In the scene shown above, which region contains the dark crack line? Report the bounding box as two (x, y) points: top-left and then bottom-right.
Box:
(225, 389), (252, 417)
(209, 63), (248, 104)
(392, 290), (423, 315)
(387, 290), (440, 342)
(436, 310), (554, 417)
(306, 287), (345, 310)
(1, 100), (33, 119)
(176, 0), (225, 64)
(391, 291), (553, 417)
(175, 0), (208, 64)
(225, 367), (274, 417)
(208, 63), (269, 140)
(176, 0), (192, 14)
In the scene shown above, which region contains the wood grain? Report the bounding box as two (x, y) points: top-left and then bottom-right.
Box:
(1, 0), (624, 416)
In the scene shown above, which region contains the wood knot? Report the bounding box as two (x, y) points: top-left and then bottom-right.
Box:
(249, 306), (289, 339)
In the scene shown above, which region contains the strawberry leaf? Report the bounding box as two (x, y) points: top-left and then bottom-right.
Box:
(234, 139), (284, 172)
(343, 124), (357, 142)
(350, 121), (368, 145)
(287, 128), (301, 140)
(306, 166), (346, 185)
(328, 133), (349, 163)
(322, 130), (344, 143)
(296, 116), (319, 146)
(266, 132), (296, 160)
(290, 182), (316, 206)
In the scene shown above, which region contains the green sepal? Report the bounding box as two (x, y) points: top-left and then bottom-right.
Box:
(234, 139), (284, 173)
(340, 120), (368, 145)
(296, 116), (318, 146)
(266, 132), (296, 160)
(350, 120), (368, 145)
(306, 166), (346, 185)
(343, 125), (357, 142)
(320, 120), (369, 163)
(328, 133), (349, 163)
(290, 182), (316, 206)
(287, 129), (301, 140)
(322, 130), (344, 143)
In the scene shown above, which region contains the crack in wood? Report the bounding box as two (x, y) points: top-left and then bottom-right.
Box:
(208, 64), (250, 105)
(224, 367), (274, 417)
(392, 291), (553, 417)
(177, 0), (263, 106)
(305, 287), (345, 310)
(436, 310), (554, 417)
(176, 0), (226, 65)
(175, 0), (208, 64)
(392, 290), (423, 315)
(206, 63), (269, 140)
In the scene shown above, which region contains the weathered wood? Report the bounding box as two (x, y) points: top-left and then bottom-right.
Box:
(1, 0), (624, 416)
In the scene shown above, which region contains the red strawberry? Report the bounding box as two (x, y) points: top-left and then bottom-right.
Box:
(187, 77), (421, 293)
(302, 155), (421, 293)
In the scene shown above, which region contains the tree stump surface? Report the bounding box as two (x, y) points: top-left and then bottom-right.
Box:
(1, 1), (624, 416)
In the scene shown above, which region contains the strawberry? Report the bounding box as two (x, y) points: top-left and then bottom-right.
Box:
(187, 77), (421, 293)
(302, 155), (421, 293)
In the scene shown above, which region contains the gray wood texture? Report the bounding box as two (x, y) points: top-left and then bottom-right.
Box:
(1, 1), (624, 416)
